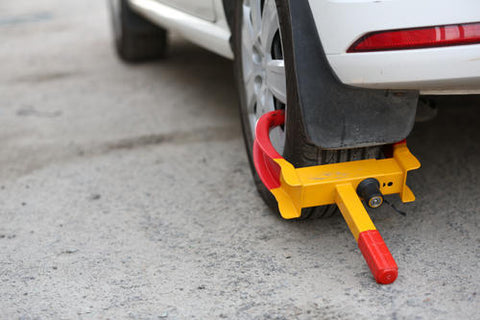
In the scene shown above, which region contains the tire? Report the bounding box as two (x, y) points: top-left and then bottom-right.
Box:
(108, 0), (168, 62)
(233, 0), (381, 219)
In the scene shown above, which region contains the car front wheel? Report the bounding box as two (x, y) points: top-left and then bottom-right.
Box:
(108, 0), (168, 62)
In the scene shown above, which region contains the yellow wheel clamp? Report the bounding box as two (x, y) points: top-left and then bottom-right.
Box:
(253, 110), (421, 284)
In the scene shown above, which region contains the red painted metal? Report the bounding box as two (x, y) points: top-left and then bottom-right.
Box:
(358, 230), (398, 284)
(253, 110), (285, 190)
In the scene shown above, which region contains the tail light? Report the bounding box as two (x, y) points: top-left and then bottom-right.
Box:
(348, 22), (480, 53)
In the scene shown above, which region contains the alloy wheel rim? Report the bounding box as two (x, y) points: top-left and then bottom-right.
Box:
(241, 0), (287, 154)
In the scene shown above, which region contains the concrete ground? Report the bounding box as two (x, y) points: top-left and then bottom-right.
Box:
(0, 0), (479, 319)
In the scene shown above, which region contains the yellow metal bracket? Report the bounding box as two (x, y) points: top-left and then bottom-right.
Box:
(270, 142), (420, 220)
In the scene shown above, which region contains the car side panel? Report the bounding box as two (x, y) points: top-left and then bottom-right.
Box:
(129, 0), (233, 58)
(155, 0), (216, 21)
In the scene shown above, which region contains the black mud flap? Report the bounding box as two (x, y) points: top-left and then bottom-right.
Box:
(286, 0), (418, 149)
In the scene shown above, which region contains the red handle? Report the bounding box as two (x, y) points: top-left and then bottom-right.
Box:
(358, 230), (398, 284)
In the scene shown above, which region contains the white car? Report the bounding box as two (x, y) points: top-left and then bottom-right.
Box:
(108, 0), (480, 218)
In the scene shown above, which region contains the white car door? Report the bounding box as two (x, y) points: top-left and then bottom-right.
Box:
(156, 0), (216, 21)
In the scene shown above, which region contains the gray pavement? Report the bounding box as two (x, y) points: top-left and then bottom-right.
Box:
(1, 0), (479, 319)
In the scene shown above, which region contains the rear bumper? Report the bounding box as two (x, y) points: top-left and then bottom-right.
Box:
(307, 0), (480, 92)
(328, 44), (480, 93)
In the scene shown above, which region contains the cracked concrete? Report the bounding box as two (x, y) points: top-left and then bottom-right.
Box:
(0, 0), (479, 319)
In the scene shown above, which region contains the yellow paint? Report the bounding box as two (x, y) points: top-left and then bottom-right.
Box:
(270, 142), (420, 220)
(393, 143), (421, 202)
(335, 183), (376, 241)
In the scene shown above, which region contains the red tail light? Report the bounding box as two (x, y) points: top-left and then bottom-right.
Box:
(348, 22), (480, 52)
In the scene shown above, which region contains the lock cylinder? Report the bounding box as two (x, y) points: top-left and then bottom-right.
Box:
(357, 178), (384, 209)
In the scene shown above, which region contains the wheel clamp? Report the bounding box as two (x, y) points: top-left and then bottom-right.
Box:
(253, 110), (421, 284)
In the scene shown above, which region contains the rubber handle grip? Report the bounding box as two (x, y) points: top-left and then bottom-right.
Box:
(358, 230), (398, 284)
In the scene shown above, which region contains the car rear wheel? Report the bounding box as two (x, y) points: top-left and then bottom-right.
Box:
(234, 0), (382, 219)
(108, 0), (168, 62)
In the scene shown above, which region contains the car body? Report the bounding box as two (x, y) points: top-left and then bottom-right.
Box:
(109, 0), (480, 217)
(128, 0), (480, 94)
